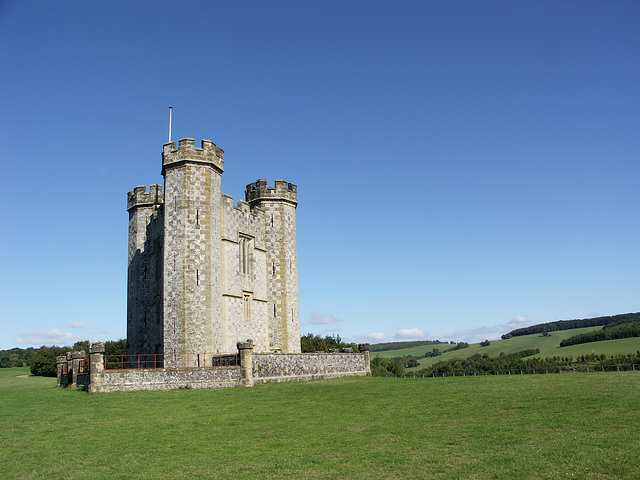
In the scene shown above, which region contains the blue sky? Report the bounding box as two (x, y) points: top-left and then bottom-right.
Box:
(1, 1), (639, 350)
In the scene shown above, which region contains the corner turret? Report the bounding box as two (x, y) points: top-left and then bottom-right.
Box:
(162, 138), (224, 176)
(127, 184), (164, 211)
(244, 178), (299, 353)
(245, 179), (297, 208)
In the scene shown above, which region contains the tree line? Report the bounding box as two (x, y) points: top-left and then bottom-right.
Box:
(503, 312), (640, 338)
(559, 317), (640, 347)
(371, 350), (640, 377)
(0, 340), (127, 377)
(300, 333), (359, 353)
(369, 339), (448, 352)
(0, 347), (37, 368)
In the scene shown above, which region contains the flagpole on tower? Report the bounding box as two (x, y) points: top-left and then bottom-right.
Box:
(168, 106), (173, 143)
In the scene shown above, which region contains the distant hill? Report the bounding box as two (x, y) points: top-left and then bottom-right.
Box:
(373, 324), (640, 371)
(559, 316), (640, 347)
(504, 312), (640, 338)
(369, 340), (447, 352)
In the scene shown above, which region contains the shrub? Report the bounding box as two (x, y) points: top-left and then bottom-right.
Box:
(30, 346), (69, 377)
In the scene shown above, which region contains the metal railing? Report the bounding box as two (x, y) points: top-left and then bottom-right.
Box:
(79, 355), (90, 373)
(103, 352), (240, 370)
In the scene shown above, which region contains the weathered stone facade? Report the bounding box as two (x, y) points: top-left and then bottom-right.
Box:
(128, 138), (300, 364)
(252, 351), (370, 384)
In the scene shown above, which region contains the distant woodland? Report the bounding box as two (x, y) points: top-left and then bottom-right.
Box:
(502, 312), (640, 338)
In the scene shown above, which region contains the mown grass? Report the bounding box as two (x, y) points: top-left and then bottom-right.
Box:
(1, 367), (639, 479)
(373, 328), (640, 370)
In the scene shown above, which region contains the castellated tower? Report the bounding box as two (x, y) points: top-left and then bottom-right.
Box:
(245, 180), (300, 353)
(127, 138), (300, 366)
(161, 138), (225, 363)
(126, 184), (164, 357)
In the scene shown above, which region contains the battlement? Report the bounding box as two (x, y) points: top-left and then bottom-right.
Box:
(162, 138), (224, 175)
(245, 179), (298, 207)
(127, 184), (164, 211)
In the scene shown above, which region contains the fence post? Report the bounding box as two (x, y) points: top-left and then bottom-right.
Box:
(237, 339), (254, 387)
(88, 342), (105, 394)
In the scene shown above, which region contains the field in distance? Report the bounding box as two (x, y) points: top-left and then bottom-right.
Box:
(373, 327), (640, 370)
(1, 366), (639, 479)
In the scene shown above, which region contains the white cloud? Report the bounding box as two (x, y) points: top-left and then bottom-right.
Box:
(64, 321), (88, 329)
(306, 312), (343, 325)
(15, 329), (84, 347)
(507, 316), (531, 326)
(394, 328), (427, 339)
(322, 327), (343, 333)
(353, 332), (389, 344)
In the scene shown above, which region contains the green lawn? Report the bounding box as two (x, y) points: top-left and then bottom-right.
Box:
(373, 328), (640, 370)
(1, 366), (639, 479)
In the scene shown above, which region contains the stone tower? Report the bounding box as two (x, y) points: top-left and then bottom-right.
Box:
(127, 138), (300, 365)
(161, 138), (225, 362)
(126, 184), (164, 356)
(245, 180), (300, 353)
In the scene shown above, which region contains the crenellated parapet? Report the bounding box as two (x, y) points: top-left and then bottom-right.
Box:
(127, 184), (164, 211)
(245, 179), (297, 207)
(162, 138), (224, 176)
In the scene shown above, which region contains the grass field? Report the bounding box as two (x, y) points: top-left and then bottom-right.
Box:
(1, 367), (639, 479)
(372, 328), (640, 370)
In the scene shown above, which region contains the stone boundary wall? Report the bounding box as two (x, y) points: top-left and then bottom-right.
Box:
(96, 366), (242, 393)
(56, 341), (370, 393)
(253, 352), (368, 384)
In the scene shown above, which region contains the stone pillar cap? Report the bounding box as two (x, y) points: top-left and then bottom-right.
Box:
(237, 339), (254, 350)
(89, 341), (106, 354)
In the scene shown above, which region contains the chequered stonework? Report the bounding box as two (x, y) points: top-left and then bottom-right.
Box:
(127, 138), (300, 366)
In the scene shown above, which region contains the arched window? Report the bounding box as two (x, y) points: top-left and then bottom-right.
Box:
(239, 235), (254, 275)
